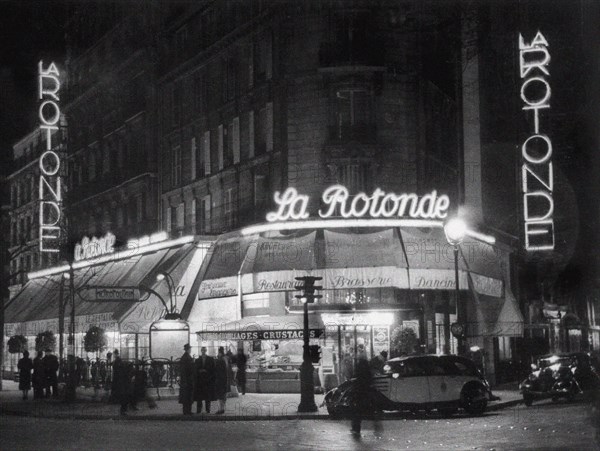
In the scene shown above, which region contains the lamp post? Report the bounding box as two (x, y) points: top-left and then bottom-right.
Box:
(156, 273), (180, 320)
(444, 217), (467, 355)
(64, 264), (77, 401)
(295, 276), (322, 413)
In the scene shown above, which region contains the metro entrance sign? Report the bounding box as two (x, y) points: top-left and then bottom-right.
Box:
(78, 286), (141, 302)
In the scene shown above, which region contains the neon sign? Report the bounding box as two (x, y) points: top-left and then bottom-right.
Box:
(266, 185), (450, 222)
(38, 61), (62, 253)
(74, 232), (116, 262)
(519, 32), (554, 251)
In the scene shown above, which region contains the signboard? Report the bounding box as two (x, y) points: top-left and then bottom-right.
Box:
(79, 286), (141, 302)
(196, 328), (324, 341)
(373, 326), (390, 355)
(74, 233), (116, 261)
(519, 31), (554, 251)
(38, 60), (63, 253)
(266, 185), (450, 222)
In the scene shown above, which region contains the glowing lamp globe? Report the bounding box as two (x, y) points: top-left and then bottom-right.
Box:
(444, 218), (467, 246)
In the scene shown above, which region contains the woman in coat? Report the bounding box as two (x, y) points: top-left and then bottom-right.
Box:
(18, 350), (33, 400)
(214, 346), (230, 414)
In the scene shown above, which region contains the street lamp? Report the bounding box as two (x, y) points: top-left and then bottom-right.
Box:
(63, 264), (77, 401)
(444, 217), (467, 355)
(156, 272), (180, 320)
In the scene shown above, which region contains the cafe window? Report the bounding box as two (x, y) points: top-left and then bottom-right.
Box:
(243, 293), (270, 316)
(171, 145), (182, 187)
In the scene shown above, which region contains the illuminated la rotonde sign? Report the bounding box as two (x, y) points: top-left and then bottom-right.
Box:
(74, 232), (116, 262)
(519, 31), (554, 251)
(266, 185), (450, 222)
(38, 61), (63, 253)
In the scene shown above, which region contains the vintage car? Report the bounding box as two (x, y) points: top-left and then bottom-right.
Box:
(520, 352), (600, 406)
(324, 355), (493, 417)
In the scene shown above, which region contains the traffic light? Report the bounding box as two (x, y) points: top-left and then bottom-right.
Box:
(295, 276), (323, 304)
(308, 345), (321, 364)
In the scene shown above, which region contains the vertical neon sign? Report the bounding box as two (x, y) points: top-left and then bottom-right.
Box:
(519, 32), (554, 251)
(38, 61), (62, 253)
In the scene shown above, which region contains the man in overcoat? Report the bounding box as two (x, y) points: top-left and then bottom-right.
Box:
(194, 346), (215, 414)
(179, 344), (195, 415)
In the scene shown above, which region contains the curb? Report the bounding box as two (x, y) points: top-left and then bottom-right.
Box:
(0, 400), (523, 421)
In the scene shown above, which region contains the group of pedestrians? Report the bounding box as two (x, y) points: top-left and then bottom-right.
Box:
(179, 344), (247, 415)
(17, 349), (59, 400)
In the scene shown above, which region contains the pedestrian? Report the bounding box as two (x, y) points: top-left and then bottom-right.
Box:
(42, 349), (59, 398)
(193, 346), (215, 414)
(214, 346), (231, 414)
(179, 343), (194, 415)
(32, 350), (45, 400)
(236, 347), (247, 395)
(111, 350), (133, 415)
(342, 353), (354, 382)
(18, 350), (33, 400)
(369, 350), (388, 375)
(350, 352), (382, 437)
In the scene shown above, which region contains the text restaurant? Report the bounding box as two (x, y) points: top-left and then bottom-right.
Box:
(184, 185), (524, 389)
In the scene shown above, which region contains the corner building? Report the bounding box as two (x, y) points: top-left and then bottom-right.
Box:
(160, 1), (523, 388)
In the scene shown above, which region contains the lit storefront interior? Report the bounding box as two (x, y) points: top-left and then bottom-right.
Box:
(182, 223), (524, 387)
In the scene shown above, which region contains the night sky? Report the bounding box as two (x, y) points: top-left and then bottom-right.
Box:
(0, 0), (67, 173)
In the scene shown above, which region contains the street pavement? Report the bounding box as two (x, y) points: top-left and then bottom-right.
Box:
(0, 380), (522, 420)
(0, 401), (596, 450)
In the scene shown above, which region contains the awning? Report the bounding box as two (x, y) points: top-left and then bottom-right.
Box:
(196, 226), (505, 299)
(4, 242), (201, 336)
(465, 285), (524, 337)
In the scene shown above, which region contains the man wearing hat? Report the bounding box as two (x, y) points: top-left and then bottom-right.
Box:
(179, 344), (194, 415)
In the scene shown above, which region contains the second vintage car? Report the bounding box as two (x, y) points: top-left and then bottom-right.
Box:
(520, 352), (600, 406)
(324, 354), (493, 417)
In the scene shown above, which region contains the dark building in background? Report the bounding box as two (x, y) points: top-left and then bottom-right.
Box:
(62, 2), (161, 252)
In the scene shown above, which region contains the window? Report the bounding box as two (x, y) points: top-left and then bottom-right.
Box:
(103, 143), (110, 174)
(339, 164), (368, 193)
(218, 124), (224, 170)
(202, 131), (211, 175)
(254, 174), (268, 212)
(193, 71), (206, 112)
(190, 137), (197, 180)
(334, 88), (374, 141)
(248, 111), (255, 159)
(222, 56), (237, 103)
(89, 148), (97, 181)
(136, 195), (144, 222)
(254, 31), (272, 82)
(173, 82), (183, 125)
(232, 117), (240, 164)
(255, 103), (273, 155)
(176, 202), (185, 231)
(171, 145), (182, 187)
(196, 195), (211, 234)
(224, 189), (234, 228)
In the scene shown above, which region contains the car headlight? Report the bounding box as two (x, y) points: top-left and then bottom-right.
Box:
(392, 373), (400, 379)
(383, 364), (391, 373)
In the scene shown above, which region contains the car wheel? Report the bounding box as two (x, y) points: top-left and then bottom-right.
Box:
(439, 407), (458, 417)
(524, 395), (533, 406)
(462, 385), (488, 415)
(551, 395), (560, 402)
(326, 406), (341, 419)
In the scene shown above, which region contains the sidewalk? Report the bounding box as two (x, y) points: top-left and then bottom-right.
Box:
(0, 380), (523, 421)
